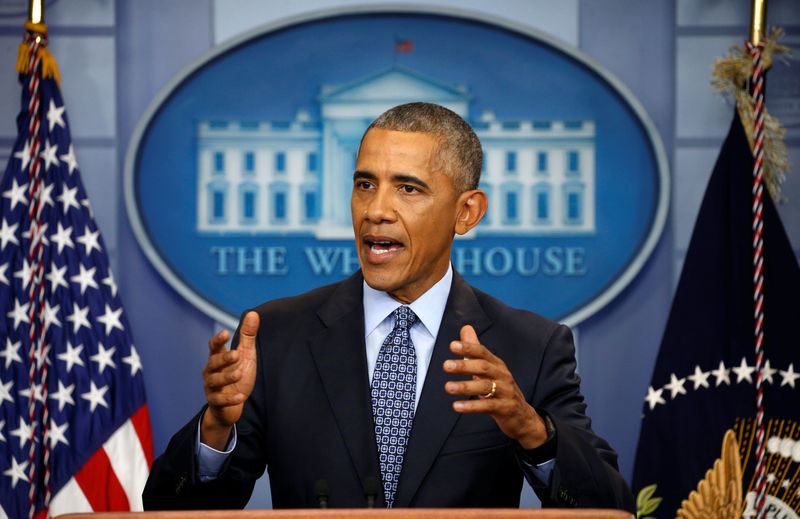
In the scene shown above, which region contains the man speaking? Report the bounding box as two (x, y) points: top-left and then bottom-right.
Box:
(143, 102), (634, 511)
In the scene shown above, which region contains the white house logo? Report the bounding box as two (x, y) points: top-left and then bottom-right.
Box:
(197, 66), (595, 240)
(124, 8), (668, 328)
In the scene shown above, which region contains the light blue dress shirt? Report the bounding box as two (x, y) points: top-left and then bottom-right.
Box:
(362, 262), (453, 409)
(197, 263), (554, 487)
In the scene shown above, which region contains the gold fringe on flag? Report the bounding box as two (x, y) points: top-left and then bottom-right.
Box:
(16, 20), (60, 85)
(711, 27), (791, 202)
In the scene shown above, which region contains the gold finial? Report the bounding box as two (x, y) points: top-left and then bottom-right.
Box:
(18, 0), (59, 84)
(29, 0), (43, 24)
(750, 0), (767, 46)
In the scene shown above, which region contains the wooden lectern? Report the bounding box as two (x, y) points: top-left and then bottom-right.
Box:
(55, 509), (634, 519)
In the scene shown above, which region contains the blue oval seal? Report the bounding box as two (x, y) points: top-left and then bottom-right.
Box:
(124, 7), (669, 329)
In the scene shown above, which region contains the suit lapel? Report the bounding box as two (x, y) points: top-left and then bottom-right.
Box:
(307, 272), (383, 501)
(394, 272), (492, 507)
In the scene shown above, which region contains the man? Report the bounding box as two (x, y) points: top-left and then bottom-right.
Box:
(143, 102), (634, 511)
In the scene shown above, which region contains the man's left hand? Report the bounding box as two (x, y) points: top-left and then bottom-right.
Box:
(444, 325), (548, 450)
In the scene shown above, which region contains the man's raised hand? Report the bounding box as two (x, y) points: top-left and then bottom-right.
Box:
(443, 324), (548, 450)
(200, 311), (259, 450)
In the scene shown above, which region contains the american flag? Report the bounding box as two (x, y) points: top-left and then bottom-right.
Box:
(0, 27), (153, 518)
(394, 38), (414, 53)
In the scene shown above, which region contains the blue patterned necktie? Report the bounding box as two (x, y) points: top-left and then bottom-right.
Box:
(371, 305), (418, 508)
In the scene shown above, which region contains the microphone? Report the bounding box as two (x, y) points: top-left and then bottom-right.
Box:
(363, 476), (380, 508)
(314, 479), (329, 508)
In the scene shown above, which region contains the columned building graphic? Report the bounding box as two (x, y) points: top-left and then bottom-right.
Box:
(196, 66), (595, 238)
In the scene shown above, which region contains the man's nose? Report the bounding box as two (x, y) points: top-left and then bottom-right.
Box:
(364, 186), (396, 223)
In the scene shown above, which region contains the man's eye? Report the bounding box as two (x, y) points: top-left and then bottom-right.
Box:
(356, 181), (373, 189)
(401, 185), (418, 193)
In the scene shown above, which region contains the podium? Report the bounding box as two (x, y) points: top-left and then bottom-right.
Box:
(56, 509), (634, 519)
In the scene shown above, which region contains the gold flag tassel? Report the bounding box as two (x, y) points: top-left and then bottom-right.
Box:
(16, 20), (61, 85)
(711, 27), (791, 202)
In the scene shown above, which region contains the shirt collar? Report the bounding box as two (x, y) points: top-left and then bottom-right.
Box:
(363, 263), (453, 339)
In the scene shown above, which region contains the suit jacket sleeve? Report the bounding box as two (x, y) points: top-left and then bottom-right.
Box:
(142, 407), (262, 509)
(529, 324), (635, 512)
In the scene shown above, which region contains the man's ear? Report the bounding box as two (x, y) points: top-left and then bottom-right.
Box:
(455, 190), (488, 236)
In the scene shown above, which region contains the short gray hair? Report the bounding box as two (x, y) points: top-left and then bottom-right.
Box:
(365, 102), (482, 192)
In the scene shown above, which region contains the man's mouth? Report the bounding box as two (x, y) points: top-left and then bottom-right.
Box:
(366, 239), (403, 254)
(362, 235), (405, 263)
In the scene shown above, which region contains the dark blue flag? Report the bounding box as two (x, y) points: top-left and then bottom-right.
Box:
(0, 29), (152, 518)
(632, 111), (800, 519)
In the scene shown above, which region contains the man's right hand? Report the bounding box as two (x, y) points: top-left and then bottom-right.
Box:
(200, 311), (260, 450)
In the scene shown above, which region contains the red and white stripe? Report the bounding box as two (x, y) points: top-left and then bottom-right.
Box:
(746, 40), (767, 519)
(0, 405), (152, 519)
(46, 405), (154, 517)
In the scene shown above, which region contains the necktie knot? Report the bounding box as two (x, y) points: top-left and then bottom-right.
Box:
(392, 305), (417, 331)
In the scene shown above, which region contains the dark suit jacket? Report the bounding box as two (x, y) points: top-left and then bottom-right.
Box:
(143, 271), (634, 511)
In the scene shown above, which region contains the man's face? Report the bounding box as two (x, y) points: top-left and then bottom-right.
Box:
(351, 128), (462, 303)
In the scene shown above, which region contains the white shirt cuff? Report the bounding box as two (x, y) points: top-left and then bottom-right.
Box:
(195, 415), (237, 482)
(520, 457), (556, 488)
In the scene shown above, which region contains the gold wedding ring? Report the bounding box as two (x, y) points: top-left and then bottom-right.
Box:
(480, 380), (497, 399)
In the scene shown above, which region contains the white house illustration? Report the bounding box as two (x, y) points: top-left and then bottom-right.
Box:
(196, 66), (595, 238)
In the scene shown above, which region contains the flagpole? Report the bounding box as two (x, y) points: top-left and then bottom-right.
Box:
(17, 0), (50, 518)
(748, 1), (768, 519)
(28, 0), (44, 24)
(750, 0), (766, 46)
(21, 2), (50, 516)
